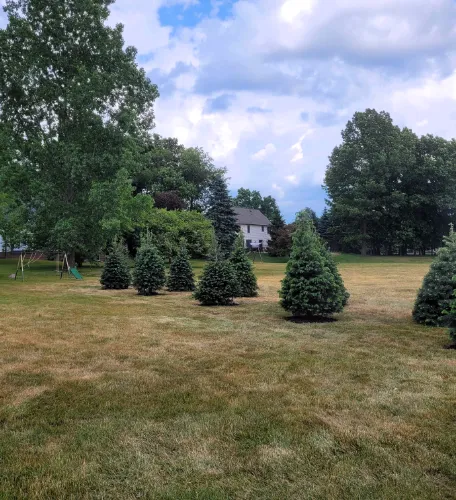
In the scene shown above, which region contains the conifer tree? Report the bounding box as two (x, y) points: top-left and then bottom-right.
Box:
(280, 211), (349, 317)
(442, 282), (456, 346)
(413, 230), (456, 326)
(133, 236), (166, 295)
(194, 241), (239, 305)
(206, 175), (239, 258)
(100, 241), (131, 290)
(168, 242), (195, 292)
(229, 234), (258, 297)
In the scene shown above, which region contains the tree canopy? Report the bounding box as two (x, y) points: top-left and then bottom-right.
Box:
(0, 0), (158, 263)
(232, 188), (282, 222)
(324, 109), (456, 255)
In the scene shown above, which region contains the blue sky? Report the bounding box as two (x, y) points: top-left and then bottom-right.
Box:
(3, 0), (456, 221)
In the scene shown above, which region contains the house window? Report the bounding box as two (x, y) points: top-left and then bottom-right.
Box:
(247, 225), (250, 234)
(261, 226), (265, 232)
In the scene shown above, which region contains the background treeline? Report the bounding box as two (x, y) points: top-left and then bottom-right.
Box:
(324, 109), (456, 256)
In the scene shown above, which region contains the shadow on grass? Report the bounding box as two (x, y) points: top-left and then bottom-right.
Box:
(285, 316), (337, 324)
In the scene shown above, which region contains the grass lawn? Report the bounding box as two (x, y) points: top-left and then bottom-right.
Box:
(0, 256), (455, 499)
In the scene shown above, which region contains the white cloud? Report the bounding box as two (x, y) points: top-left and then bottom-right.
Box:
(272, 183), (285, 199)
(290, 128), (315, 163)
(280, 0), (315, 23)
(285, 175), (299, 185)
(101, 0), (456, 217)
(252, 143), (277, 160)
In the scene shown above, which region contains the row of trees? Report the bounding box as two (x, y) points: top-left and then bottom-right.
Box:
(100, 232), (258, 305)
(324, 109), (456, 256)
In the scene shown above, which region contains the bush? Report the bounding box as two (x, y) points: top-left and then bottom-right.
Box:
(100, 243), (131, 290)
(279, 212), (349, 317)
(229, 236), (258, 297)
(442, 282), (456, 345)
(133, 241), (166, 295)
(168, 244), (195, 292)
(194, 260), (240, 305)
(413, 232), (456, 326)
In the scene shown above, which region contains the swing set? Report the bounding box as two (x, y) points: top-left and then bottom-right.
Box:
(14, 251), (83, 281)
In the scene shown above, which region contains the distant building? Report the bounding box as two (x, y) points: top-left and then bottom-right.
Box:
(233, 207), (272, 249)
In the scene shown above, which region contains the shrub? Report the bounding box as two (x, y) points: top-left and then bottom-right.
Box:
(413, 232), (456, 326)
(279, 212), (349, 317)
(229, 235), (258, 297)
(100, 242), (131, 290)
(168, 244), (195, 292)
(194, 260), (239, 306)
(133, 241), (166, 295)
(442, 282), (456, 345)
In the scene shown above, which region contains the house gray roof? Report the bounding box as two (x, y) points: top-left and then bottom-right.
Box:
(233, 207), (271, 226)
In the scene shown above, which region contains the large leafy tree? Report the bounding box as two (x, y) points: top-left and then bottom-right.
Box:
(206, 175), (239, 258)
(325, 109), (456, 255)
(324, 109), (403, 256)
(133, 135), (222, 210)
(232, 188), (282, 222)
(0, 0), (158, 264)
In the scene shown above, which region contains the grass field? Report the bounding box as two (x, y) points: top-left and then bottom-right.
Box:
(0, 256), (455, 499)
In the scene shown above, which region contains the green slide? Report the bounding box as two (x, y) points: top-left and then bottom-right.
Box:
(70, 267), (83, 280)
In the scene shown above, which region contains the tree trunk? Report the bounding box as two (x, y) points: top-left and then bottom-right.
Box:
(68, 251), (76, 268)
(361, 220), (368, 256)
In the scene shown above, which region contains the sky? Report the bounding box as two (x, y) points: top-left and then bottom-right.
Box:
(2, 0), (456, 221)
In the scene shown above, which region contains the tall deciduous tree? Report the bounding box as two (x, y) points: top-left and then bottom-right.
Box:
(325, 109), (402, 256)
(232, 188), (283, 222)
(206, 175), (239, 258)
(133, 135), (222, 210)
(0, 0), (158, 264)
(325, 109), (456, 255)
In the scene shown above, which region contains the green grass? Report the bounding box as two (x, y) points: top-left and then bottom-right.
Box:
(0, 255), (455, 499)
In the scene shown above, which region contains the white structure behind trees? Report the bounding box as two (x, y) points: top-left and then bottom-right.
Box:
(233, 207), (271, 249)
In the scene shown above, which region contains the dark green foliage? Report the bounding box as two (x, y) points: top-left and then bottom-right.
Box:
(229, 236), (258, 297)
(0, 0), (159, 259)
(100, 243), (131, 290)
(413, 232), (456, 326)
(325, 109), (456, 255)
(232, 188), (283, 222)
(442, 280), (456, 344)
(206, 176), (239, 258)
(280, 212), (349, 317)
(168, 245), (195, 292)
(133, 242), (166, 295)
(194, 260), (240, 306)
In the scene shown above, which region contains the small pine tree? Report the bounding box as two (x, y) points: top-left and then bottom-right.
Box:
(194, 260), (240, 305)
(229, 234), (258, 297)
(100, 241), (131, 290)
(133, 237), (166, 296)
(413, 230), (456, 326)
(442, 282), (456, 346)
(279, 211), (349, 317)
(168, 243), (195, 292)
(206, 175), (239, 258)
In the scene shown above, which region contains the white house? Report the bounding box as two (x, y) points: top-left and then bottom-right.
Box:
(234, 207), (272, 249)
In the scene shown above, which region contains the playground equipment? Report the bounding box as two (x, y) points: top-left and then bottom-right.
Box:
(13, 251), (83, 280)
(56, 252), (83, 280)
(14, 251), (44, 280)
(248, 242), (264, 262)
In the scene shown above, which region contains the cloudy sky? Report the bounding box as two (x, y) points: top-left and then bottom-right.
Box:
(2, 0), (456, 220)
